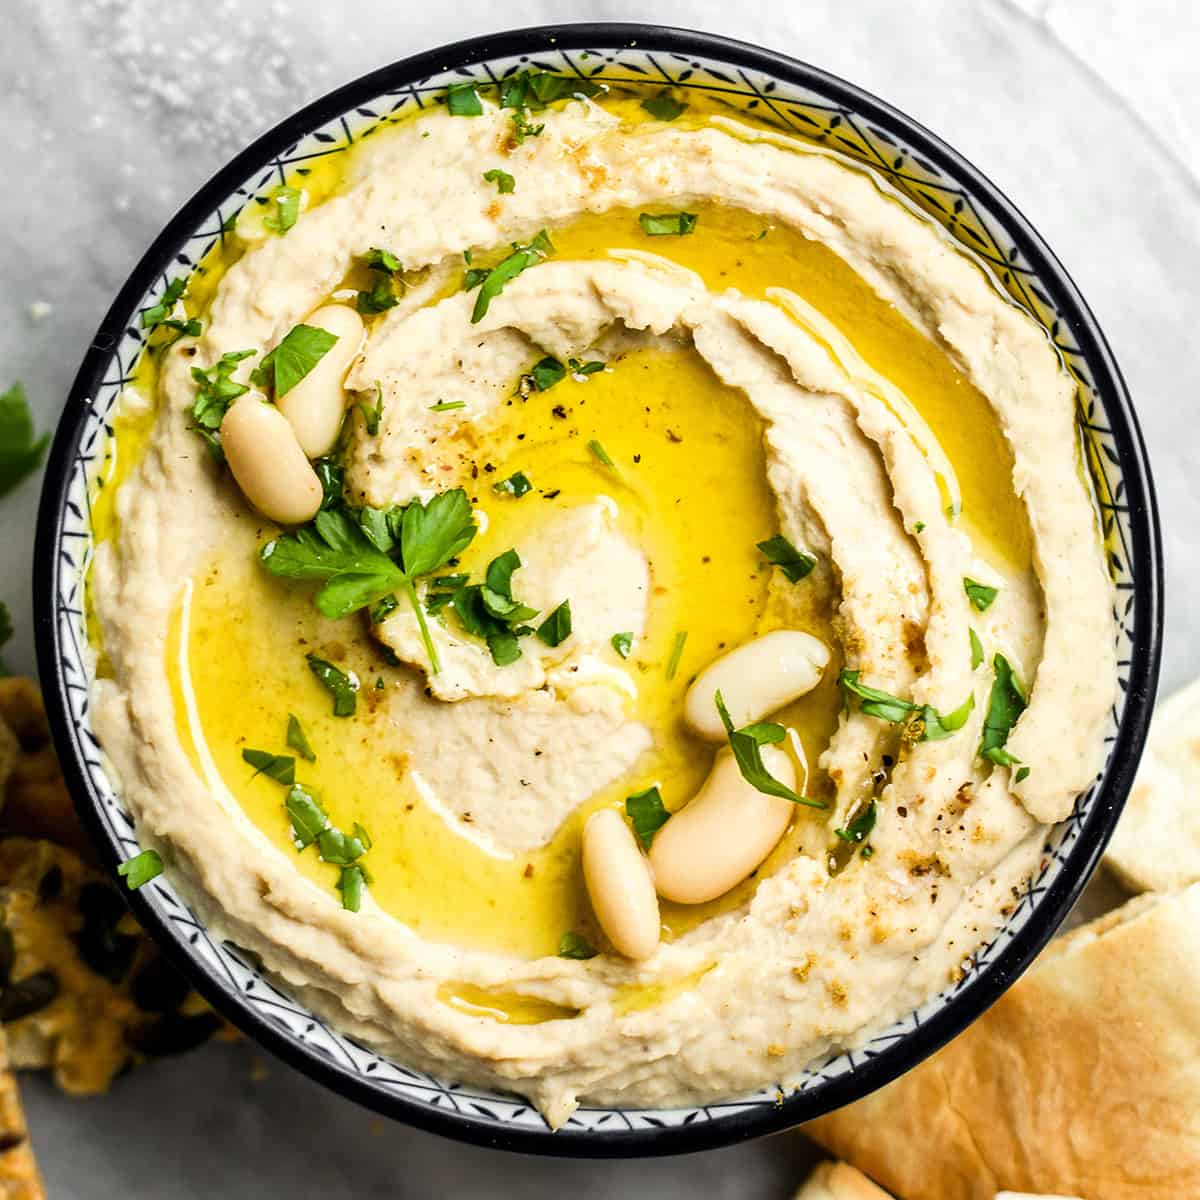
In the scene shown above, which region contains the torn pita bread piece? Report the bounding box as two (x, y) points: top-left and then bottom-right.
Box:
(1104, 675), (1200, 892)
(994, 1194), (1083, 1199)
(805, 884), (1200, 1200)
(795, 1161), (894, 1198)
(0, 1024), (44, 1200)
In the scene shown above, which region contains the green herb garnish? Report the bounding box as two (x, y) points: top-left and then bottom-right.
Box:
(187, 350), (254, 459)
(446, 81), (483, 116)
(757, 534), (815, 583)
(450, 549), (540, 667)
(251, 324), (338, 398)
(527, 356), (567, 392)
(263, 186), (301, 234)
(499, 70), (601, 110)
(468, 230), (553, 323)
(286, 714), (316, 762)
(838, 670), (916, 724)
(306, 654), (359, 717)
(117, 849), (163, 890)
(356, 248), (404, 314)
(430, 400), (466, 412)
(626, 786), (669, 849)
(510, 111), (545, 143)
(611, 631), (633, 659)
(665, 631), (688, 680)
(285, 784), (328, 849)
(0, 382), (49, 496)
(1015, 765), (1031, 784)
(714, 690), (821, 807)
(557, 931), (598, 960)
(337, 865), (366, 912)
(568, 357), (605, 376)
(640, 90), (686, 121)
(639, 212), (697, 237)
(483, 168), (515, 193)
(493, 471), (533, 498)
(357, 383), (384, 435)
(980, 653), (1027, 768)
(970, 627), (984, 670)
(964, 578), (998, 612)
(316, 827), (366, 866)
(241, 748), (296, 785)
(536, 600), (572, 647)
(261, 489), (477, 674)
(588, 440), (615, 469)
(834, 799), (877, 844)
(917, 692), (975, 741)
(141, 276), (201, 341)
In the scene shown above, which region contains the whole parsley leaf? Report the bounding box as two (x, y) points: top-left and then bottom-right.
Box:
(399, 489), (477, 577)
(251, 324), (338, 397)
(757, 534), (816, 583)
(0, 383), (48, 497)
(625, 786), (669, 849)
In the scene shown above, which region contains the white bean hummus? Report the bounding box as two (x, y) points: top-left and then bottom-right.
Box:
(89, 78), (1115, 1125)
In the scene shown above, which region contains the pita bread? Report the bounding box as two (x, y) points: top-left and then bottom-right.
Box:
(994, 1194), (1083, 1199)
(795, 1161), (894, 1199)
(1104, 676), (1200, 892)
(0, 1026), (45, 1199)
(804, 884), (1200, 1200)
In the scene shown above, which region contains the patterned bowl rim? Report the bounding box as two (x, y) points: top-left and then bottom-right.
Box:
(32, 22), (1162, 1158)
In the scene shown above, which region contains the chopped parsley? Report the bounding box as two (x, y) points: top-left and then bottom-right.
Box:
(493, 471), (533, 498)
(430, 400), (466, 412)
(588, 440), (615, 469)
(263, 186), (301, 234)
(1015, 765), (1031, 784)
(511, 111), (545, 143)
(838, 671), (917, 724)
(187, 350), (254, 459)
(0, 382), (49, 497)
(964, 577), (999, 612)
(140, 275), (200, 342)
(241, 748), (295, 785)
(316, 827), (367, 866)
(640, 90), (687, 121)
(626, 786), (669, 848)
(286, 714), (316, 762)
(251, 324), (338, 397)
(337, 865), (366, 912)
(527, 356), (567, 392)
(261, 488), (477, 674)
(568, 357), (605, 376)
(665, 631), (688, 681)
(117, 849), (163, 890)
(916, 692), (975, 741)
(483, 168), (515, 194)
(557, 931), (598, 960)
(285, 784), (328, 849)
(970, 627), (984, 670)
(714, 690), (822, 807)
(450, 549), (540, 667)
(639, 211), (698, 237)
(306, 654), (359, 717)
(756, 534), (816, 583)
(499, 70), (601, 110)
(357, 384), (384, 435)
(536, 600), (572, 647)
(979, 653), (1027, 768)
(466, 229), (553, 323)
(611, 631), (633, 659)
(834, 799), (877, 845)
(445, 81), (483, 116)
(356, 247), (405, 314)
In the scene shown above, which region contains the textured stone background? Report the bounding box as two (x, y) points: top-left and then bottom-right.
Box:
(1, 1), (1195, 1194)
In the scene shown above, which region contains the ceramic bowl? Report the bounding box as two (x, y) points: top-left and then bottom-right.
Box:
(33, 23), (1162, 1156)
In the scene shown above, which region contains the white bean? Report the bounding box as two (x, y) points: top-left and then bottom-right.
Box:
(684, 630), (830, 741)
(276, 305), (364, 458)
(221, 393), (323, 526)
(649, 747), (795, 905)
(582, 809), (660, 961)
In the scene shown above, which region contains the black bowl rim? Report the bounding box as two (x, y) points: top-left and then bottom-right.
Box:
(33, 20), (1162, 1159)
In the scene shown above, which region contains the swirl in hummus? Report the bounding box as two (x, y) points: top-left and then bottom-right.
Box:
(88, 78), (1116, 1125)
